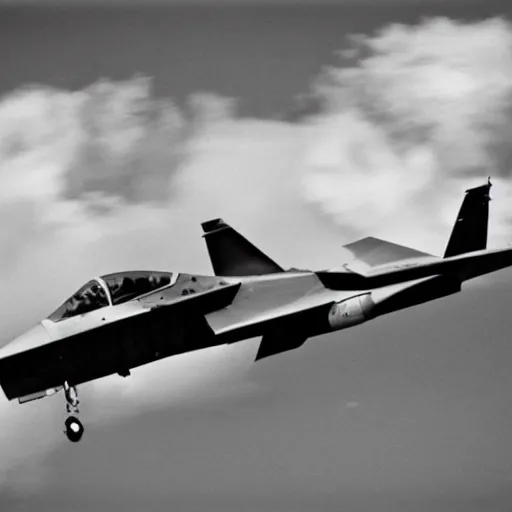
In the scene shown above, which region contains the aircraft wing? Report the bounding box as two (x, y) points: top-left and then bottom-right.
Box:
(342, 237), (436, 273)
(206, 284), (355, 361)
(208, 298), (328, 361)
(207, 290), (337, 340)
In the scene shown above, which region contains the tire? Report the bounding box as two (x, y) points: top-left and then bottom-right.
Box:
(65, 416), (84, 443)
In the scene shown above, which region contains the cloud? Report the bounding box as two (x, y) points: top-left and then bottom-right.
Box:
(302, 17), (512, 253)
(0, 77), (186, 210)
(0, 79), (244, 492)
(0, 74), (335, 493)
(63, 78), (187, 206)
(3, 15), (512, 495)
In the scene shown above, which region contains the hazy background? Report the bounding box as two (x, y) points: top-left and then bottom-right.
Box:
(2, 1), (512, 511)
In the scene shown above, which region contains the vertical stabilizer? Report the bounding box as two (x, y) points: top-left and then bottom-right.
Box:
(444, 179), (492, 258)
(201, 218), (283, 276)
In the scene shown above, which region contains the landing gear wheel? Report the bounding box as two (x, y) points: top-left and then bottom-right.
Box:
(64, 416), (84, 443)
(63, 382), (83, 442)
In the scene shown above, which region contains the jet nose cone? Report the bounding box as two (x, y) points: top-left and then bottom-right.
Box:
(0, 323), (50, 359)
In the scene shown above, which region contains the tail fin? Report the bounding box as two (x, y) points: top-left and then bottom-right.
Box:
(444, 179), (492, 258)
(201, 218), (283, 276)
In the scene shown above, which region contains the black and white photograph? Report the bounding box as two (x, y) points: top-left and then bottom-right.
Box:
(1, 0), (512, 511)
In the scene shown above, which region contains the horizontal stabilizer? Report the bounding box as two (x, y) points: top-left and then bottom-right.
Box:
(202, 218), (283, 277)
(317, 246), (512, 290)
(343, 236), (434, 272)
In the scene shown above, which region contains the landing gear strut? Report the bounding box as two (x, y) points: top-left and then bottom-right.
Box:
(64, 381), (84, 443)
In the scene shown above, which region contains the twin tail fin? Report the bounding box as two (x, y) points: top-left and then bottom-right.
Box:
(201, 218), (283, 277)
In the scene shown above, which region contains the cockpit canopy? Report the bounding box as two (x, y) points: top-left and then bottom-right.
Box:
(102, 271), (173, 305)
(47, 271), (174, 323)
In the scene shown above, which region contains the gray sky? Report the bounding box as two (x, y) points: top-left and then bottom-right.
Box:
(2, 2), (512, 511)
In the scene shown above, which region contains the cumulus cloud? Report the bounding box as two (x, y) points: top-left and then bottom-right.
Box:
(0, 75), (316, 493)
(0, 77), (186, 210)
(302, 17), (512, 253)
(0, 78), (247, 492)
(3, 15), (512, 494)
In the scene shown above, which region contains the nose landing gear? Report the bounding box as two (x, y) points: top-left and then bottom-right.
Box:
(64, 382), (84, 443)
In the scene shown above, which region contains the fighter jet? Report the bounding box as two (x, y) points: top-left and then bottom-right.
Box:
(1, 179), (511, 442)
